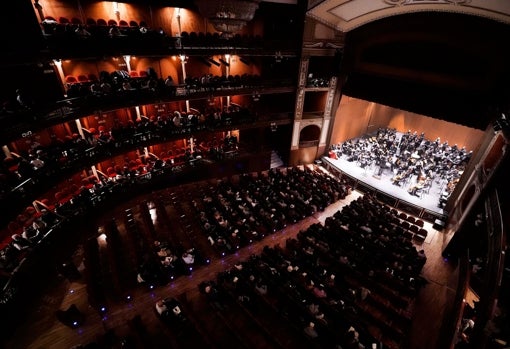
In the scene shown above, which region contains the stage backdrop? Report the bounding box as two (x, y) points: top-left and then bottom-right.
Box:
(330, 96), (484, 152)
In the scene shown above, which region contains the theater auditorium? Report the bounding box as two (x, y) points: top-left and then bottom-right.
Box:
(0, 1), (509, 349)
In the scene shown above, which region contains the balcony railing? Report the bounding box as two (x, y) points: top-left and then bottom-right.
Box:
(0, 77), (296, 142)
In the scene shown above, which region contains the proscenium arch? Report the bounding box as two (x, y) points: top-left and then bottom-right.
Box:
(307, 0), (510, 33)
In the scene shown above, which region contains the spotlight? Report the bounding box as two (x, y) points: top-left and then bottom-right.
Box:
(100, 306), (106, 312)
(73, 321), (78, 327)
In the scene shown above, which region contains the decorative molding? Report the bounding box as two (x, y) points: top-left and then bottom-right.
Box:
(323, 76), (337, 118)
(307, 0), (510, 32)
(298, 58), (310, 87)
(295, 89), (305, 119)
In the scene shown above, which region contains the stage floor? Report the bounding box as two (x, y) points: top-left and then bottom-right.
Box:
(322, 156), (446, 216)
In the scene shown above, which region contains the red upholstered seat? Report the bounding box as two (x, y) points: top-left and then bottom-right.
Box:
(417, 228), (428, 238)
(24, 206), (36, 219)
(8, 221), (22, 235)
(108, 19), (118, 26)
(409, 224), (419, 233)
(77, 75), (89, 83)
(65, 75), (78, 84)
(86, 18), (97, 26)
(107, 167), (117, 177)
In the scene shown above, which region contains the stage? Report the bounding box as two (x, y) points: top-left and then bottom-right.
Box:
(321, 155), (447, 222)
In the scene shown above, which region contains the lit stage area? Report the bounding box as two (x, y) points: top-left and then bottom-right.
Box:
(323, 153), (444, 216)
(321, 96), (485, 223)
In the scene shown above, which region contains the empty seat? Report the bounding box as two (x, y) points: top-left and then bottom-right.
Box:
(108, 19), (118, 26)
(59, 17), (70, 24)
(401, 221), (410, 230)
(417, 228), (428, 238)
(71, 17), (82, 25)
(129, 20), (139, 27)
(97, 18), (107, 26)
(119, 20), (129, 27)
(399, 212), (407, 220)
(65, 75), (78, 84)
(415, 219), (425, 228)
(406, 216), (416, 224)
(409, 224), (419, 233)
(77, 75), (89, 83)
(403, 230), (414, 240)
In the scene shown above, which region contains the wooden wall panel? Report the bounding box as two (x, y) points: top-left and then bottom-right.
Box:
(330, 96), (484, 152)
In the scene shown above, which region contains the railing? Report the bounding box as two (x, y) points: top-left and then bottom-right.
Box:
(1, 78), (296, 143)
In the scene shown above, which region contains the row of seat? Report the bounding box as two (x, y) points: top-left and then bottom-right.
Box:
(44, 16), (145, 28)
(64, 71), (149, 85)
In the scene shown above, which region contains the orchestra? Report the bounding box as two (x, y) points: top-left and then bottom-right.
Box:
(330, 127), (472, 207)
